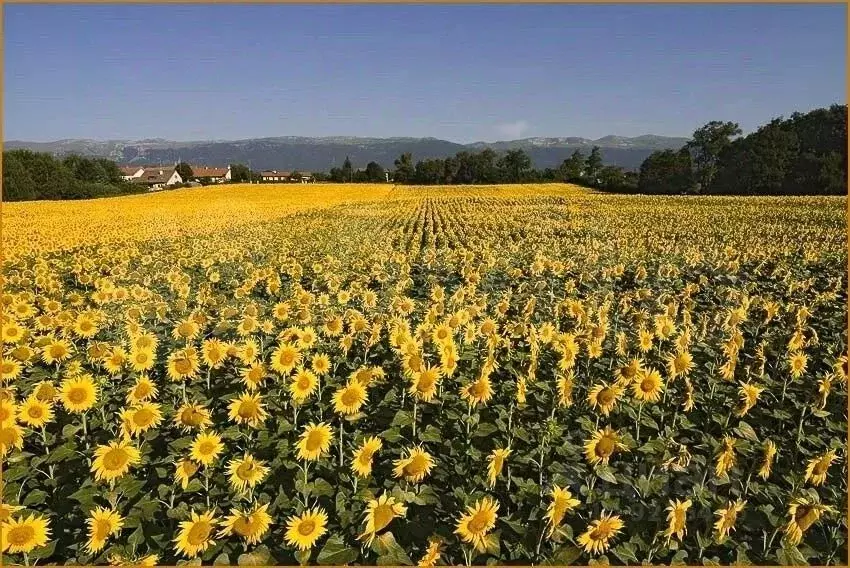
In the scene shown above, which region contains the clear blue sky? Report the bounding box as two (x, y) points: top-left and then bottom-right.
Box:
(4, 3), (846, 143)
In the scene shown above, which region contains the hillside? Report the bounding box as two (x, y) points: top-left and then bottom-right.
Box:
(4, 135), (689, 171)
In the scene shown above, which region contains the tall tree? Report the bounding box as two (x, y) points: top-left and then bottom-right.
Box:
(498, 149), (532, 182)
(638, 149), (693, 195)
(393, 153), (415, 184)
(175, 162), (193, 182)
(687, 121), (742, 192)
(585, 146), (603, 184)
(229, 163), (252, 183)
(341, 156), (353, 183)
(364, 161), (386, 182)
(560, 150), (585, 182)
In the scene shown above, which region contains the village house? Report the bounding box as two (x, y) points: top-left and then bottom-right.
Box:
(119, 165), (145, 181)
(131, 167), (183, 190)
(190, 165), (231, 183)
(260, 170), (315, 183)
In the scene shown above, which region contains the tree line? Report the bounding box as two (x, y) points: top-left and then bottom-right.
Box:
(637, 104), (847, 195)
(2, 150), (148, 201)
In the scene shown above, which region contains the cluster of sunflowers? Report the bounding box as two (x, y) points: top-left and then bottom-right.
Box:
(0, 183), (847, 565)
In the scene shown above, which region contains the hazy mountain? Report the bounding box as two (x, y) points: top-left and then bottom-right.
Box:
(5, 134), (689, 172)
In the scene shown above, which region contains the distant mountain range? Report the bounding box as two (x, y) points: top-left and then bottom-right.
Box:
(4, 135), (690, 172)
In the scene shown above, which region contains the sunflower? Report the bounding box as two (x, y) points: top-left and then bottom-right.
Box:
(804, 449), (837, 486)
(128, 348), (155, 373)
(218, 504), (272, 545)
(333, 380), (368, 415)
(191, 432), (224, 466)
(92, 440), (141, 483)
(545, 486), (581, 538)
(201, 338), (228, 368)
(789, 351), (808, 379)
(126, 376), (158, 405)
(736, 382), (763, 417)
(2, 321), (24, 345)
(0, 398), (17, 426)
(758, 440), (777, 480)
(42, 338), (74, 365)
(833, 355), (848, 382)
(410, 365), (441, 402)
(86, 506), (124, 554)
(227, 454), (269, 493)
(417, 537), (442, 567)
(0, 357), (23, 381)
(454, 497), (499, 552)
(284, 508), (328, 551)
(577, 512), (624, 555)
(715, 436), (737, 478)
(583, 426), (627, 466)
(556, 372), (575, 407)
(486, 448), (511, 489)
(166, 347), (200, 382)
(103, 347), (127, 375)
(172, 319), (200, 342)
(175, 458), (199, 490)
(174, 510), (218, 558)
(121, 403), (164, 437)
(60, 375), (99, 413)
(783, 497), (834, 546)
(393, 446), (435, 483)
(667, 350), (694, 378)
(175, 403), (213, 432)
(240, 363), (267, 391)
(587, 383), (624, 416)
(663, 499), (692, 544)
(460, 376), (494, 408)
(359, 494), (407, 545)
(351, 436), (383, 478)
(0, 423), (25, 456)
(0, 513), (51, 554)
(714, 499), (746, 544)
(270, 342), (301, 375)
(290, 368), (319, 404)
(33, 381), (58, 402)
(632, 368), (664, 403)
(638, 328), (654, 353)
(227, 391), (268, 428)
(297, 422), (333, 461)
(311, 354), (331, 376)
(0, 503), (23, 522)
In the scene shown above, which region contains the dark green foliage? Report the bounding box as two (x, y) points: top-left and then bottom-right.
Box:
(229, 163), (253, 183)
(638, 104), (847, 195)
(175, 162), (194, 182)
(2, 149), (144, 201)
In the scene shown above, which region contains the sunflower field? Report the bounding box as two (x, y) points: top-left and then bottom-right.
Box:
(0, 183), (847, 566)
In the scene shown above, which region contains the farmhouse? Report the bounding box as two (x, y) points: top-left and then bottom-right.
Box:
(132, 167), (183, 190)
(191, 165), (231, 183)
(261, 170), (291, 182)
(119, 165), (145, 181)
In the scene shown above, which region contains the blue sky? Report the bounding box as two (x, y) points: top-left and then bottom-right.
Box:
(4, 4), (846, 143)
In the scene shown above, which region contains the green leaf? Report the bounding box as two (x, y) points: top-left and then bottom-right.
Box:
(595, 465), (618, 484)
(373, 532), (414, 566)
(312, 478), (334, 497)
(46, 444), (77, 464)
(734, 421), (759, 443)
(295, 550), (311, 566)
(28, 539), (56, 561)
(213, 553), (231, 565)
(612, 542), (638, 564)
(391, 410), (413, 428)
(544, 546), (582, 565)
(23, 489), (48, 506)
(237, 545), (271, 566)
(316, 535), (359, 565)
(474, 422), (499, 438)
(420, 425), (443, 443)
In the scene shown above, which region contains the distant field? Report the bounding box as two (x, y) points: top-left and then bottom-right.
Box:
(1, 184), (846, 565)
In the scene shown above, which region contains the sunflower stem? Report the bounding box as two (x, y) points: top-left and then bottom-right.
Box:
(412, 399), (418, 439)
(635, 404), (643, 443)
(204, 469), (211, 508)
(339, 418), (345, 468)
(23, 552), (29, 567)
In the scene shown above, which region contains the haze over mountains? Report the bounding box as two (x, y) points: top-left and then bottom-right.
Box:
(5, 134), (690, 172)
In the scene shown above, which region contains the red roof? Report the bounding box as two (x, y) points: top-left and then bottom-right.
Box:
(119, 165), (143, 175)
(191, 166), (229, 178)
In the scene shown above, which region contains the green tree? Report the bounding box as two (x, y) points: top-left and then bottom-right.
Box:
(393, 153), (415, 184)
(560, 150), (585, 182)
(341, 156), (353, 183)
(585, 146), (603, 184)
(175, 162), (194, 182)
(229, 164), (252, 183)
(498, 149), (532, 182)
(364, 161), (386, 182)
(687, 121), (742, 192)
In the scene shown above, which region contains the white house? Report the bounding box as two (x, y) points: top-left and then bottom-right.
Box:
(132, 167), (183, 190)
(191, 165), (231, 183)
(119, 165), (145, 181)
(260, 170), (291, 182)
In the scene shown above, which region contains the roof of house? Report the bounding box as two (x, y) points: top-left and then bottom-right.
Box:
(190, 166), (229, 178)
(132, 167), (177, 185)
(119, 165), (144, 175)
(261, 170), (292, 177)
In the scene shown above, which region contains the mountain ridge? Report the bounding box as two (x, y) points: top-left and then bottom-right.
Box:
(4, 134), (690, 171)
